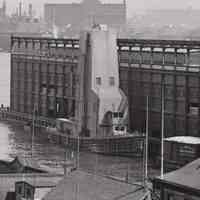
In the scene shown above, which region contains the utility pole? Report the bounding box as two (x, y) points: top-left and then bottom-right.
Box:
(161, 84), (165, 179)
(145, 96), (149, 186)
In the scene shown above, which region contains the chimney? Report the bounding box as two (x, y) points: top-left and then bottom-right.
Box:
(123, 0), (127, 21)
(28, 3), (33, 18)
(2, 0), (6, 17)
(19, 1), (22, 17)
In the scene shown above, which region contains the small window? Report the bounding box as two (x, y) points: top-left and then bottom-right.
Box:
(113, 112), (118, 118)
(167, 193), (174, 200)
(119, 112), (124, 118)
(26, 188), (31, 198)
(96, 77), (102, 85)
(18, 186), (22, 194)
(189, 103), (199, 115)
(121, 127), (125, 131)
(109, 77), (115, 86)
(115, 127), (119, 131)
(93, 103), (96, 112)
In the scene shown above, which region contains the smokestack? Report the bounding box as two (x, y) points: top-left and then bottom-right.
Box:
(28, 3), (33, 18)
(123, 0), (127, 21)
(19, 1), (22, 17)
(124, 0), (127, 19)
(2, 0), (6, 17)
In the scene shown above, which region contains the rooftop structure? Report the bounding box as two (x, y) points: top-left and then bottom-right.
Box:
(153, 158), (200, 199)
(0, 173), (63, 200)
(163, 136), (200, 172)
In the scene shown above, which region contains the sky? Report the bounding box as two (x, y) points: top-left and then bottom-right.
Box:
(4, 0), (200, 17)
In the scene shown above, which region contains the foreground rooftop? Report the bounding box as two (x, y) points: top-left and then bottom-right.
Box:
(43, 170), (148, 200)
(154, 158), (200, 196)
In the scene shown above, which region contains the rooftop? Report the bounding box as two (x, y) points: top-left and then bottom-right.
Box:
(0, 173), (63, 200)
(164, 136), (200, 145)
(154, 158), (200, 194)
(43, 170), (147, 200)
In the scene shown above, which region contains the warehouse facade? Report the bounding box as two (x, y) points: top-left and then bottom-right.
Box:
(118, 39), (200, 140)
(10, 36), (200, 142)
(10, 36), (80, 121)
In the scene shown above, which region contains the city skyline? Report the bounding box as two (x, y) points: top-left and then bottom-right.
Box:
(4, 0), (200, 17)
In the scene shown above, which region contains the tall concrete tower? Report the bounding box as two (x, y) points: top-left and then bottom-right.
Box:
(78, 27), (128, 137)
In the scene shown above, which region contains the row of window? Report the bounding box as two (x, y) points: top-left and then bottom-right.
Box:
(120, 71), (200, 87)
(96, 76), (115, 86)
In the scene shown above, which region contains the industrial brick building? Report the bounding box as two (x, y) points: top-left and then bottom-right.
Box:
(10, 35), (200, 149)
(10, 36), (80, 125)
(118, 39), (200, 139)
(44, 0), (126, 31)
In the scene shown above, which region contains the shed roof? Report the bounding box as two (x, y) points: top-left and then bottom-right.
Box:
(155, 158), (200, 192)
(0, 173), (63, 200)
(43, 170), (147, 200)
(0, 173), (62, 191)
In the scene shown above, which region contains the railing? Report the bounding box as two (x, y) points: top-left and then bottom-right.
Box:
(0, 109), (56, 128)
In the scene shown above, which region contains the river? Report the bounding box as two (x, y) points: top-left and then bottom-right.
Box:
(0, 53), (159, 183)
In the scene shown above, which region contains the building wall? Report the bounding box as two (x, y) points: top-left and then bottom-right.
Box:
(163, 187), (199, 200)
(10, 37), (200, 141)
(10, 37), (80, 121)
(118, 48), (200, 142)
(15, 182), (34, 200)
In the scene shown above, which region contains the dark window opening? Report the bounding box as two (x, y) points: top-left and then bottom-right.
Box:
(189, 103), (199, 116)
(96, 77), (102, 85)
(109, 77), (115, 86)
(113, 112), (118, 118)
(18, 186), (22, 194)
(26, 188), (31, 198)
(121, 127), (125, 131)
(119, 112), (124, 118)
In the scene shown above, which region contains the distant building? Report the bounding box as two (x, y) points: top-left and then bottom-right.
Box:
(153, 158), (200, 199)
(44, 0), (126, 33)
(15, 181), (55, 200)
(163, 136), (200, 172)
(0, 173), (62, 200)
